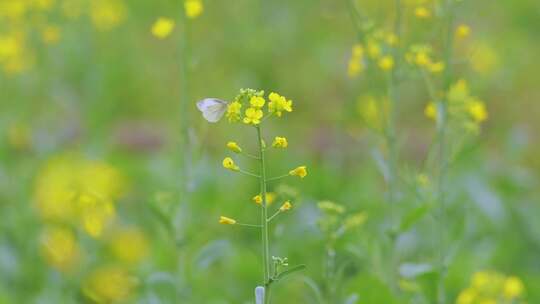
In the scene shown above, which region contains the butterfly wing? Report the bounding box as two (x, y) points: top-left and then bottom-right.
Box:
(197, 98), (228, 123)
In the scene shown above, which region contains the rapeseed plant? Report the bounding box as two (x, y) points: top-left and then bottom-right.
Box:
(456, 271), (526, 304)
(199, 88), (306, 303)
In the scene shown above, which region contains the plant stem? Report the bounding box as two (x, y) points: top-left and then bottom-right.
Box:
(436, 1), (455, 303)
(256, 126), (271, 303)
(178, 2), (191, 196)
(383, 0), (403, 294)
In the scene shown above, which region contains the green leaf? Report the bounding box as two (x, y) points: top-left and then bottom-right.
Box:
(274, 264), (307, 281)
(399, 204), (432, 232)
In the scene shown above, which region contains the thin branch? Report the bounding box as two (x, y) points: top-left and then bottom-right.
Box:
(266, 174), (289, 182)
(267, 210), (282, 223)
(237, 223), (262, 228)
(239, 169), (261, 178)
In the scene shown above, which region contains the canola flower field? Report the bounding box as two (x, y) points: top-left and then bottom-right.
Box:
(0, 0), (539, 303)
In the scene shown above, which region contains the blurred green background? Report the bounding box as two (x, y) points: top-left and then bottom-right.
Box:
(0, 0), (539, 303)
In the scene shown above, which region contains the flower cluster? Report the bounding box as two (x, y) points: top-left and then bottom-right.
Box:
(456, 271), (526, 304)
(347, 27), (398, 76)
(35, 154), (148, 302)
(405, 44), (445, 74)
(317, 200), (367, 240)
(357, 95), (390, 133)
(151, 17), (175, 39)
(0, 0), (127, 75)
(184, 0), (203, 19)
(424, 79), (488, 133)
(225, 89), (293, 124)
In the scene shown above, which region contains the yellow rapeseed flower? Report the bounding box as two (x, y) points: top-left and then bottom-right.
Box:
(414, 6), (431, 19)
(317, 201), (345, 214)
(289, 166), (307, 178)
(455, 24), (471, 39)
(250, 96), (265, 109)
(456, 287), (476, 304)
(272, 136), (288, 148)
(184, 0), (203, 19)
(78, 193), (116, 238)
(428, 61), (445, 73)
(109, 227), (149, 264)
(378, 55), (394, 71)
(503, 276), (524, 299)
(348, 44), (364, 78)
(470, 42), (499, 74)
(83, 265), (136, 303)
(33, 0), (55, 11)
(219, 216), (236, 225)
(40, 226), (80, 272)
(279, 201), (292, 212)
(253, 192), (276, 205)
(243, 107), (263, 125)
(42, 25), (61, 45)
(366, 39), (381, 59)
(90, 0), (127, 32)
(468, 99), (488, 123)
(268, 92), (293, 117)
(222, 157), (239, 171)
(344, 212), (368, 229)
(226, 101), (242, 122)
(226, 141), (242, 153)
(424, 102), (437, 120)
(385, 33), (398, 46)
(151, 17), (175, 39)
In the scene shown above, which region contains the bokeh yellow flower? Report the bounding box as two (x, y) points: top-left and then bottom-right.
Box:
(503, 276), (524, 299)
(272, 136), (288, 148)
(83, 265), (137, 303)
(109, 227), (149, 264)
(348, 43), (365, 78)
(41, 25), (61, 45)
(90, 0), (127, 32)
(151, 17), (175, 39)
(40, 226), (80, 272)
(317, 201), (345, 214)
(424, 102), (437, 120)
(468, 99), (488, 123)
(34, 155), (125, 237)
(414, 6), (431, 18)
(455, 24), (471, 39)
(185, 0), (203, 19)
(78, 193), (116, 238)
(378, 55), (394, 71)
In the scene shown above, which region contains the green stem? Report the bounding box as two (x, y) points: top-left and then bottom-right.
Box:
(237, 223), (263, 228)
(178, 2), (191, 195)
(383, 0), (403, 294)
(256, 126), (271, 303)
(267, 210), (281, 223)
(266, 173), (289, 182)
(436, 1), (455, 303)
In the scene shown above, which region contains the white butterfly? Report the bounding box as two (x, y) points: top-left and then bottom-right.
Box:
(196, 98), (229, 123)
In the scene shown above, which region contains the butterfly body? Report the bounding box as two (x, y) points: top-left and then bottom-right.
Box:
(196, 98), (228, 123)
